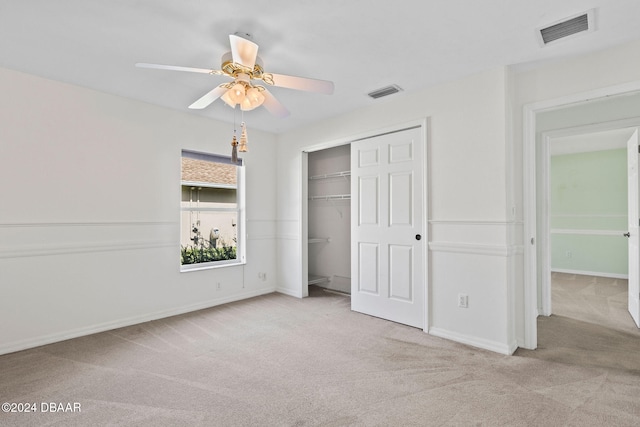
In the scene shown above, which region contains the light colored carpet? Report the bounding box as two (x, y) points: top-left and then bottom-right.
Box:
(1, 279), (639, 426)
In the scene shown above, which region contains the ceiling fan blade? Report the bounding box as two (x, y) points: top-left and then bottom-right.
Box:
(267, 73), (334, 94)
(261, 89), (290, 118)
(188, 86), (228, 109)
(136, 63), (217, 74)
(229, 34), (259, 69)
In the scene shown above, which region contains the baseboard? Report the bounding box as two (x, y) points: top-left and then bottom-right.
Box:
(551, 268), (628, 279)
(275, 286), (303, 298)
(0, 287), (275, 356)
(429, 327), (516, 355)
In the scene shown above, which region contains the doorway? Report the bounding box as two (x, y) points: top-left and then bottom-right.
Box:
(307, 144), (351, 295)
(541, 125), (635, 316)
(523, 88), (640, 349)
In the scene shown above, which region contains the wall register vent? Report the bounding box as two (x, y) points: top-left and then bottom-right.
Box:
(538, 9), (595, 45)
(368, 84), (403, 99)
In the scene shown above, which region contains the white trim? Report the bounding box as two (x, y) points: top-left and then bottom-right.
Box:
(429, 242), (522, 257)
(275, 286), (303, 298)
(551, 228), (626, 236)
(0, 221), (179, 259)
(542, 117), (640, 140)
(0, 240), (175, 259)
(551, 268), (628, 279)
(428, 220), (523, 225)
(180, 207), (238, 212)
(523, 80), (640, 351)
(0, 287), (275, 356)
(246, 234), (277, 241)
(0, 221), (176, 228)
(429, 327), (517, 355)
(540, 134), (552, 317)
(301, 151), (309, 298)
(551, 214), (626, 218)
(181, 181), (236, 190)
(277, 234), (299, 241)
(421, 120), (430, 332)
(180, 259), (245, 272)
(523, 102), (538, 350)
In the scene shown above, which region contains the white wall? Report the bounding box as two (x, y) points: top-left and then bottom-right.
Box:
(276, 67), (517, 354)
(513, 38), (640, 345)
(0, 67), (278, 355)
(7, 38), (639, 357)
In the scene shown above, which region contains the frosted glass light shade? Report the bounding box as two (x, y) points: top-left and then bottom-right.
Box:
(246, 87), (265, 108)
(240, 97), (253, 111)
(221, 90), (236, 108)
(228, 83), (246, 104)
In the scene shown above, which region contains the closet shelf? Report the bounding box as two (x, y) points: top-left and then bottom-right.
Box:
(309, 194), (351, 201)
(308, 275), (330, 285)
(308, 237), (331, 244)
(309, 171), (351, 180)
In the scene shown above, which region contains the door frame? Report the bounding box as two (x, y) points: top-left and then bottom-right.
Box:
(523, 81), (640, 349)
(626, 129), (640, 327)
(538, 120), (640, 317)
(300, 118), (429, 331)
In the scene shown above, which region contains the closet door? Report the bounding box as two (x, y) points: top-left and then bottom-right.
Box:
(351, 126), (425, 328)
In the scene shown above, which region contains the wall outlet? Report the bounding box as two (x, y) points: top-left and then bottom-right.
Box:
(566, 251), (572, 258)
(216, 282), (221, 290)
(258, 272), (267, 281)
(458, 293), (468, 308)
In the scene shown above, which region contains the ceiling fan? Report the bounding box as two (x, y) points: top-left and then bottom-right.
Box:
(136, 33), (334, 118)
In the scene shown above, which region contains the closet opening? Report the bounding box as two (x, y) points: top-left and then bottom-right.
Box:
(304, 144), (351, 297)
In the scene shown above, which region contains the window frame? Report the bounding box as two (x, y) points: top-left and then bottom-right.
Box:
(180, 149), (246, 272)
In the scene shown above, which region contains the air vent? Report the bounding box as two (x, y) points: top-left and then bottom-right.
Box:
(538, 10), (594, 45)
(368, 84), (403, 99)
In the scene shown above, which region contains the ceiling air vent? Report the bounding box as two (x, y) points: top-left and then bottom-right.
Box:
(368, 84), (402, 99)
(538, 9), (594, 46)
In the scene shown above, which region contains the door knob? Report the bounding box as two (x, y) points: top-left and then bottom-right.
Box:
(624, 232), (631, 238)
(415, 234), (422, 241)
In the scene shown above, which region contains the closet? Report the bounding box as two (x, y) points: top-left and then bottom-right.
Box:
(307, 144), (351, 294)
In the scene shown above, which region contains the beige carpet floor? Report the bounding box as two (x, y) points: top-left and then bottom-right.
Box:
(1, 277), (639, 426)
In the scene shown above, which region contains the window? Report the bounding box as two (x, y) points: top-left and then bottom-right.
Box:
(180, 150), (244, 270)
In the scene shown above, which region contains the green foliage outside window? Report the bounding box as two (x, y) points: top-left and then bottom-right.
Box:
(180, 242), (237, 265)
(180, 223), (237, 265)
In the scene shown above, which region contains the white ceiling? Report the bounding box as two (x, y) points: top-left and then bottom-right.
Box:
(2, 0), (640, 134)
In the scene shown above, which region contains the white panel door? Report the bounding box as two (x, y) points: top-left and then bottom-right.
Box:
(627, 129), (640, 328)
(351, 127), (424, 328)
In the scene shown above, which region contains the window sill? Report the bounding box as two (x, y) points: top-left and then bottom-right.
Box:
(180, 259), (245, 273)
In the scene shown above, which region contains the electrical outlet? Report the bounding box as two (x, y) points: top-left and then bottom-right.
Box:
(566, 251), (572, 258)
(216, 282), (221, 290)
(458, 294), (468, 308)
(258, 272), (267, 281)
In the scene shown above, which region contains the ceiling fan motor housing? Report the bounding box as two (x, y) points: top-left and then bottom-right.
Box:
(220, 52), (265, 80)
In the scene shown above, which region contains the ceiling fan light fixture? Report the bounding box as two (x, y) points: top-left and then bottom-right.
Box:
(228, 83), (246, 104)
(221, 89), (237, 108)
(246, 87), (265, 108)
(137, 32), (333, 117)
(240, 96), (254, 111)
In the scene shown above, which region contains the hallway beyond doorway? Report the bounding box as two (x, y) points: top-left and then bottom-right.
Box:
(551, 272), (636, 333)
(515, 272), (640, 374)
